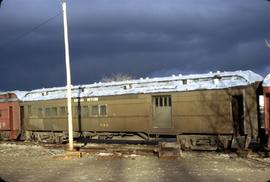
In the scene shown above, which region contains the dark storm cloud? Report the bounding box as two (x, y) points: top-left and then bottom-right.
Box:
(0, 0), (270, 90)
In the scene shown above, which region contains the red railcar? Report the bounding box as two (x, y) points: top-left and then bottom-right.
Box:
(263, 75), (270, 149)
(0, 92), (23, 140)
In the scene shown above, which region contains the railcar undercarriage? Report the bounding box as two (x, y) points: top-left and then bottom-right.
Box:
(23, 130), (250, 151)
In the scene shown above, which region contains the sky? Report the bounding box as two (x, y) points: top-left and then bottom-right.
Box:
(0, 0), (270, 91)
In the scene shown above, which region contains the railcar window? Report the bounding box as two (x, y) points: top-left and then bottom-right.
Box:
(45, 108), (51, 116)
(82, 106), (89, 117)
(59, 107), (66, 116)
(154, 96), (172, 107)
(168, 97), (172, 106)
(100, 105), (107, 116)
(183, 79), (187, 85)
(51, 107), (57, 116)
(37, 108), (43, 117)
(89, 107), (92, 116)
(164, 97), (167, 106)
(92, 105), (99, 116)
(155, 98), (159, 107)
(73, 107), (78, 116)
(28, 106), (32, 116)
(31, 107), (38, 117)
(160, 97), (163, 107)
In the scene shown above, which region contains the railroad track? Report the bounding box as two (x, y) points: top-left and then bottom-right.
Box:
(0, 140), (181, 159)
(1, 140), (270, 162)
(245, 157), (270, 167)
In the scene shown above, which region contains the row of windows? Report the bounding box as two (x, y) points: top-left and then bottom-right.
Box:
(155, 96), (172, 107)
(28, 105), (107, 117)
(26, 95), (172, 117)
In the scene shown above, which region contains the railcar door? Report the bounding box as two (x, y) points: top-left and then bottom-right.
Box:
(232, 95), (244, 136)
(9, 106), (13, 131)
(152, 96), (172, 128)
(20, 106), (24, 131)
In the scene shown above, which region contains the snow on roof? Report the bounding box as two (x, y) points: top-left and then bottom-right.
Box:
(0, 91), (28, 100)
(263, 73), (270, 87)
(23, 70), (263, 102)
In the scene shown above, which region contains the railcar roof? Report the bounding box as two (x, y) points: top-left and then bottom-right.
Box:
(263, 73), (270, 87)
(22, 70), (263, 102)
(0, 91), (28, 100)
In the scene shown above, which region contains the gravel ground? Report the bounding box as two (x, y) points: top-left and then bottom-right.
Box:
(0, 143), (270, 182)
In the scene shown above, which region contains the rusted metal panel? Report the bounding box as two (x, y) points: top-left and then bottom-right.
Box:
(0, 108), (9, 130)
(0, 93), (21, 140)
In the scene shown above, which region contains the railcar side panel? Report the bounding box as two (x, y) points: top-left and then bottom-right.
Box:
(172, 90), (232, 134)
(22, 94), (152, 133)
(21, 83), (260, 149)
(243, 85), (260, 139)
(80, 94), (150, 132)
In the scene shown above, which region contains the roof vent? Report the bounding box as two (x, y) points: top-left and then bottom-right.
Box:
(182, 79), (187, 85)
(123, 84), (132, 90)
(42, 92), (48, 96)
(80, 87), (85, 92)
(213, 75), (222, 85)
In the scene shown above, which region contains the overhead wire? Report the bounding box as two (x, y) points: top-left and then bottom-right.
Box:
(0, 11), (63, 50)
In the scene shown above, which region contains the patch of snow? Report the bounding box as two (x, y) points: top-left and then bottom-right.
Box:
(12, 91), (28, 100)
(218, 154), (230, 159)
(129, 154), (140, 157)
(97, 152), (114, 156)
(0, 143), (42, 149)
(0, 90), (28, 101)
(259, 95), (264, 107)
(263, 73), (270, 86)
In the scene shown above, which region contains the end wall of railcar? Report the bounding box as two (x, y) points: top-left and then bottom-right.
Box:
(0, 93), (21, 139)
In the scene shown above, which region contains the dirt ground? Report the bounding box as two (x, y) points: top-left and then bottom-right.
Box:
(0, 143), (270, 182)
